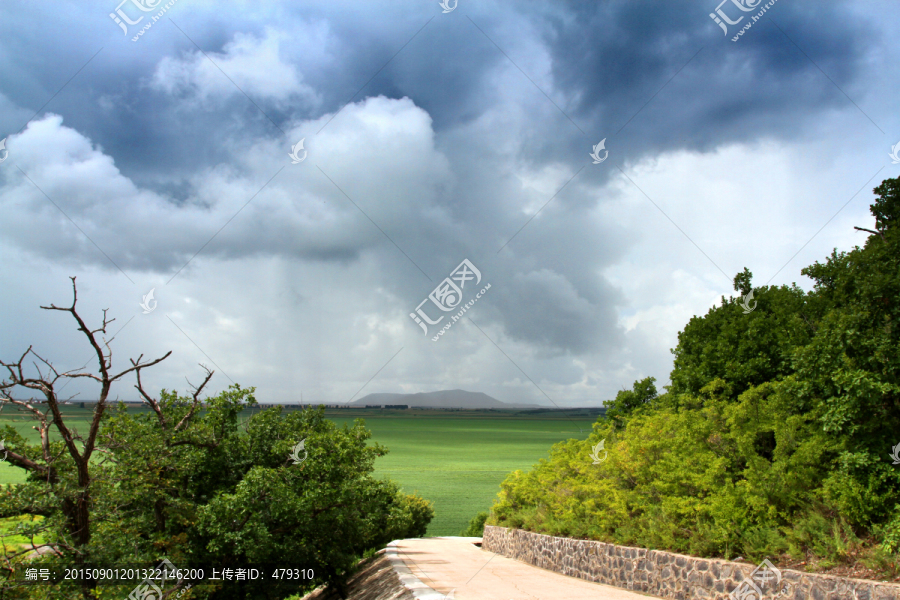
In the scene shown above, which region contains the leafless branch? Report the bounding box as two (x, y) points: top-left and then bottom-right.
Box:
(134, 355), (168, 430)
(854, 226), (885, 242)
(1, 449), (49, 476)
(1, 277), (174, 550)
(175, 365), (214, 431)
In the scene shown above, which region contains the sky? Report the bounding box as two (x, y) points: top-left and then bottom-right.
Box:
(0, 0), (898, 407)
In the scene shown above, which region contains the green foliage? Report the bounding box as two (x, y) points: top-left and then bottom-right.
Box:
(871, 178), (900, 232)
(322, 410), (597, 536)
(0, 515), (45, 552)
(783, 512), (861, 568)
(460, 512), (488, 537)
(667, 280), (812, 405)
(398, 493), (435, 539)
(878, 509), (900, 554)
(490, 178), (900, 572)
(733, 267), (753, 296)
(603, 377), (658, 428)
(3, 386), (433, 599)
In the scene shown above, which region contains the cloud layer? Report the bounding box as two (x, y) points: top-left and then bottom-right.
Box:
(0, 0), (897, 406)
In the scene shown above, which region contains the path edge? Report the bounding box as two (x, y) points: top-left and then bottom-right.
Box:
(385, 537), (483, 600)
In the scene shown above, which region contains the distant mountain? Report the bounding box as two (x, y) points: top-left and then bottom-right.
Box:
(350, 389), (538, 409)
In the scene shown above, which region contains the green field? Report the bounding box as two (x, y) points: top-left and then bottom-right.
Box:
(325, 408), (598, 535)
(0, 405), (599, 538)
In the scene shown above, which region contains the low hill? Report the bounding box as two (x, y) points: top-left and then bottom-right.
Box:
(350, 389), (537, 409)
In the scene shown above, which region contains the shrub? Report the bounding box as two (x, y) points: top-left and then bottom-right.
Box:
(460, 512), (489, 537)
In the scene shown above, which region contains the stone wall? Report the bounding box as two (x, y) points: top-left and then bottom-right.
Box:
(300, 549), (415, 600)
(482, 525), (900, 600)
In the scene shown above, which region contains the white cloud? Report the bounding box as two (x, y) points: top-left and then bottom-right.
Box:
(0, 96), (451, 273)
(150, 28), (321, 107)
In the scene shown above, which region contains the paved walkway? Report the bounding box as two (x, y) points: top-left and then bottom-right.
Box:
(387, 537), (661, 600)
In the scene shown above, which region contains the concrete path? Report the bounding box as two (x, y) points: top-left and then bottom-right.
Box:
(387, 537), (662, 600)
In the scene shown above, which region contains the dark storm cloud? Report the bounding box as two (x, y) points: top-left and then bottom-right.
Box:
(0, 0), (877, 185)
(534, 1), (876, 167)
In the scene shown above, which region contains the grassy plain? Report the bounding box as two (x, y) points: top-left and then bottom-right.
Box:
(0, 405), (600, 538)
(324, 408), (598, 535)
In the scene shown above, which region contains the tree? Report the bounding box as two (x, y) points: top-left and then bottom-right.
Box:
(733, 267), (753, 297)
(0, 277), (173, 574)
(98, 387), (433, 599)
(604, 377), (658, 427)
(792, 177), (900, 526)
(667, 278), (812, 403)
(0, 279), (434, 599)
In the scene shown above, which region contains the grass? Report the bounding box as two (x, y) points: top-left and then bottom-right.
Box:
(0, 514), (45, 553)
(0, 405), (600, 538)
(323, 408), (598, 536)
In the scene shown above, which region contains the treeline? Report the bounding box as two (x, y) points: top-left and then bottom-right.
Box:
(487, 178), (900, 574)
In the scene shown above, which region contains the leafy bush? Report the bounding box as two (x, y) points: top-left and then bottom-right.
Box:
(460, 512), (488, 537)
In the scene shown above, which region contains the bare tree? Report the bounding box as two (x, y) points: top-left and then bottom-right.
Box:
(134, 361), (213, 436)
(0, 277), (171, 552)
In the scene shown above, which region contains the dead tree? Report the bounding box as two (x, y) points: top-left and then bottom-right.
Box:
(0, 277), (171, 552)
